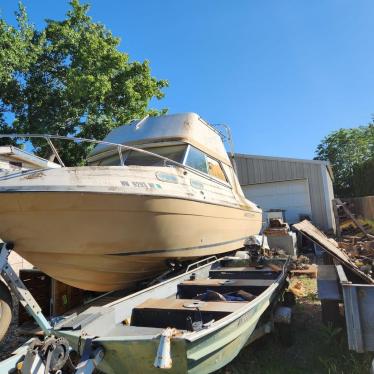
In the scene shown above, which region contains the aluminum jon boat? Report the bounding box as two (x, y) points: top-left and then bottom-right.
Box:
(58, 256), (291, 373)
(0, 113), (262, 291)
(0, 255), (291, 374)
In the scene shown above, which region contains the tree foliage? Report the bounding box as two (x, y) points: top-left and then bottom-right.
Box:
(352, 157), (374, 197)
(315, 124), (374, 197)
(0, 1), (167, 165)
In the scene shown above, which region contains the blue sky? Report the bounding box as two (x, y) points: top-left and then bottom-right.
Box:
(1, 0), (373, 159)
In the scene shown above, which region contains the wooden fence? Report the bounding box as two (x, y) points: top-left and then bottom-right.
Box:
(342, 196), (374, 220)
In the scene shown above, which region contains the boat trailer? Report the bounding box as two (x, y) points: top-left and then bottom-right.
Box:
(0, 243), (292, 374)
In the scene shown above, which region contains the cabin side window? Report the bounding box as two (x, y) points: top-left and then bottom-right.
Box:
(185, 147), (208, 173)
(185, 146), (227, 182)
(206, 156), (226, 181)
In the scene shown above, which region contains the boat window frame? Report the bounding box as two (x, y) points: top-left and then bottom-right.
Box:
(183, 144), (230, 187)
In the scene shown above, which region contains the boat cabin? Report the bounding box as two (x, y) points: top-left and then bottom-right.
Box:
(87, 113), (231, 183)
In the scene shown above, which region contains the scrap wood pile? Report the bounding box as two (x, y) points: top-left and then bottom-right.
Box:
(290, 255), (317, 278)
(293, 220), (374, 284)
(266, 247), (316, 277)
(337, 237), (374, 278)
(332, 198), (374, 278)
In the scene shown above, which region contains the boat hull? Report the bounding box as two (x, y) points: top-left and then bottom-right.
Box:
(0, 192), (261, 291)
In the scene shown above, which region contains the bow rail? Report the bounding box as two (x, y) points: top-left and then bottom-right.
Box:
(0, 133), (230, 187)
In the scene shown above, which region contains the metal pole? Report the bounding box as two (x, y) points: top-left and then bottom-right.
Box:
(46, 137), (65, 167)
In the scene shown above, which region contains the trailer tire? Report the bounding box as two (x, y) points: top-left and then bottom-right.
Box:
(0, 280), (12, 342)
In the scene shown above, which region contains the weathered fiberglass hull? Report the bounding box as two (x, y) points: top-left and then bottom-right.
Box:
(0, 175), (261, 291)
(53, 257), (290, 374)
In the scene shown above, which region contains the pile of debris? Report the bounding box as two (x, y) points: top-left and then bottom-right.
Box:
(331, 198), (374, 278)
(337, 237), (374, 277)
(263, 218), (290, 236)
(293, 220), (374, 284)
(263, 218), (298, 257)
(291, 255), (310, 270)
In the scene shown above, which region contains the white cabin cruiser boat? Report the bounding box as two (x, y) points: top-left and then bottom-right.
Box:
(0, 113), (262, 291)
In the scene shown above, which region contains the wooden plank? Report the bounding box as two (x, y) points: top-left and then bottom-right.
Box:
(293, 220), (374, 284)
(134, 298), (244, 313)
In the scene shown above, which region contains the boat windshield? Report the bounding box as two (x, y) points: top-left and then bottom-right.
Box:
(125, 145), (187, 166)
(97, 145), (187, 166)
(94, 144), (227, 183)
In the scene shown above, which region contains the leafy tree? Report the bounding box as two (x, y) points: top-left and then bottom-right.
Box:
(352, 157), (374, 197)
(315, 124), (374, 197)
(0, 1), (167, 164)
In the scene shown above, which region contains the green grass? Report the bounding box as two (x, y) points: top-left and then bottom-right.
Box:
(215, 276), (373, 374)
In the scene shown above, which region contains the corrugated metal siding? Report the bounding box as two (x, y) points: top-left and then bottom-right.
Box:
(234, 154), (333, 230)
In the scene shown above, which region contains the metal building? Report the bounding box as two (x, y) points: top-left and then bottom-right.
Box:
(234, 153), (335, 231)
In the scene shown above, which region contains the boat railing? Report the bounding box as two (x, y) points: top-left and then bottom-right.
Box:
(0, 133), (231, 187)
(185, 256), (218, 273)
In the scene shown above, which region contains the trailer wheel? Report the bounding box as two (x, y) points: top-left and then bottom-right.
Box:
(0, 280), (12, 342)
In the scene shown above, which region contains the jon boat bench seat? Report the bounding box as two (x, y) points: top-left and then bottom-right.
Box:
(209, 266), (280, 280)
(131, 298), (245, 330)
(178, 278), (273, 299)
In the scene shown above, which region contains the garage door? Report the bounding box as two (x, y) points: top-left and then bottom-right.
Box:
(242, 179), (312, 224)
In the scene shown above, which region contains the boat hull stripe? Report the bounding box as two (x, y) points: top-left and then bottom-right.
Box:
(107, 236), (248, 256)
